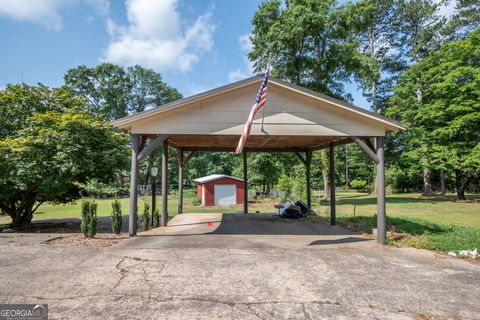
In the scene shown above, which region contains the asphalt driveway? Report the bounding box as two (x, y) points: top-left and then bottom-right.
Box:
(0, 213), (479, 319)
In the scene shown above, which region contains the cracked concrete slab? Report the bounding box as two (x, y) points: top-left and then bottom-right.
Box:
(0, 213), (478, 319)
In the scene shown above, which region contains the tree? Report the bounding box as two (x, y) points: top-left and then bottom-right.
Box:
(446, 0), (480, 40)
(391, 0), (446, 195)
(346, 0), (399, 113)
(0, 84), (128, 228)
(64, 63), (181, 120)
(126, 65), (182, 114)
(249, 0), (359, 99)
(387, 29), (480, 200)
(64, 63), (129, 120)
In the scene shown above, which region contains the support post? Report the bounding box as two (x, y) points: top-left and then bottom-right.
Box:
(161, 140), (169, 227)
(306, 150), (312, 208)
(129, 134), (140, 237)
(151, 175), (156, 227)
(178, 150), (184, 214)
(243, 150), (248, 214)
(376, 136), (386, 244)
(329, 143), (336, 225)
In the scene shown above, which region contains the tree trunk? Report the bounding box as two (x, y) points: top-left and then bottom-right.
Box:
(440, 170), (446, 195)
(323, 174), (330, 201)
(455, 170), (472, 201)
(423, 167), (433, 196)
(8, 198), (37, 229)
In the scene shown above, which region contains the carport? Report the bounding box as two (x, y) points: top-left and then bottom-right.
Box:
(112, 75), (405, 244)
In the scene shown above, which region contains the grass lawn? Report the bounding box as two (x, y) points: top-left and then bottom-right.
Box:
(0, 194), (274, 224)
(323, 192), (480, 254)
(1, 191), (479, 255)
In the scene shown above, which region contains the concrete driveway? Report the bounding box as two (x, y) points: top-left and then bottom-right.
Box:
(0, 213), (479, 319)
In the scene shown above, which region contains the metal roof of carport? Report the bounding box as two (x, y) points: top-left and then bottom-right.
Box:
(111, 75), (405, 152)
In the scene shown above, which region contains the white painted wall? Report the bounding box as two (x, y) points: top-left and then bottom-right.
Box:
(124, 81), (390, 137)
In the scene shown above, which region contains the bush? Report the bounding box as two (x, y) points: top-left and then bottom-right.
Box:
(152, 208), (160, 228)
(111, 199), (122, 234)
(142, 202), (150, 231)
(81, 200), (97, 238)
(192, 198), (201, 206)
(350, 179), (367, 191)
(277, 174), (294, 202)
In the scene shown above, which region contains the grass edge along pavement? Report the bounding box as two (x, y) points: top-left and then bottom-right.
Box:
(0, 192), (479, 257)
(332, 214), (480, 256)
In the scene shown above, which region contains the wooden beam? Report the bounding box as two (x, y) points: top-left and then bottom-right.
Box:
(376, 136), (386, 244)
(129, 134), (140, 237)
(352, 137), (379, 164)
(329, 143), (336, 225)
(295, 151), (307, 166)
(161, 140), (169, 227)
(178, 150), (184, 215)
(183, 151), (197, 166)
(139, 135), (147, 152)
(310, 138), (352, 151)
(181, 147), (309, 153)
(306, 150), (313, 208)
(138, 134), (169, 162)
(243, 150), (248, 214)
(364, 137), (375, 153)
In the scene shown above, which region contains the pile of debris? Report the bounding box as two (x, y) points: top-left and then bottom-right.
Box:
(275, 200), (316, 219)
(448, 249), (478, 259)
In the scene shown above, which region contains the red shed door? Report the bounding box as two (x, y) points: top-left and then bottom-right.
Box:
(214, 184), (236, 206)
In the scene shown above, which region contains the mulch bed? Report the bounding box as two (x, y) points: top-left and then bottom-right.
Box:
(45, 233), (128, 248)
(2, 221), (82, 233)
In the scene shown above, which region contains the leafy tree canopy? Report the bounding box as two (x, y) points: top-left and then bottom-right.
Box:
(64, 63), (182, 120)
(0, 84), (128, 228)
(387, 29), (480, 199)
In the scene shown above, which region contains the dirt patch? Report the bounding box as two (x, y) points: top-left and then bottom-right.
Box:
(337, 220), (373, 234)
(45, 233), (128, 248)
(2, 221), (81, 233)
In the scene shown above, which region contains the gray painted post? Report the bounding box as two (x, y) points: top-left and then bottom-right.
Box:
(243, 150), (248, 214)
(329, 143), (336, 225)
(161, 140), (169, 227)
(306, 150), (312, 208)
(376, 136), (386, 244)
(178, 150), (184, 214)
(129, 134), (140, 237)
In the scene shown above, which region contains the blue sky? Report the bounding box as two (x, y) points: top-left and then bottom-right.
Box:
(1, 0), (376, 108)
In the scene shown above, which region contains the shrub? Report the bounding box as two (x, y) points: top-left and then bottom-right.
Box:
(153, 208), (160, 228)
(277, 174), (294, 202)
(81, 200), (97, 238)
(111, 199), (122, 234)
(351, 179), (368, 191)
(192, 198), (201, 206)
(142, 202), (150, 231)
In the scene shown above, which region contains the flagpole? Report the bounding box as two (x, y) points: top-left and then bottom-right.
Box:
(260, 60), (271, 133)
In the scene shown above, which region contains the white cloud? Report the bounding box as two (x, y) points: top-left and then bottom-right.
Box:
(0, 0), (110, 30)
(103, 0), (215, 73)
(227, 33), (254, 83)
(239, 34), (252, 52)
(228, 68), (249, 82)
(0, 0), (68, 30)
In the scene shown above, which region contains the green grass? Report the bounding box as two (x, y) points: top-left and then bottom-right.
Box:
(1, 191), (479, 254)
(324, 192), (480, 254)
(335, 215), (480, 253)
(322, 192), (480, 229)
(0, 194), (273, 224)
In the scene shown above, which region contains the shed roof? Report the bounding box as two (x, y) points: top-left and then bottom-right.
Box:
(194, 174), (243, 184)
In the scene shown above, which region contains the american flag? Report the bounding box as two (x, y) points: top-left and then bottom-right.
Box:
(235, 71), (269, 154)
